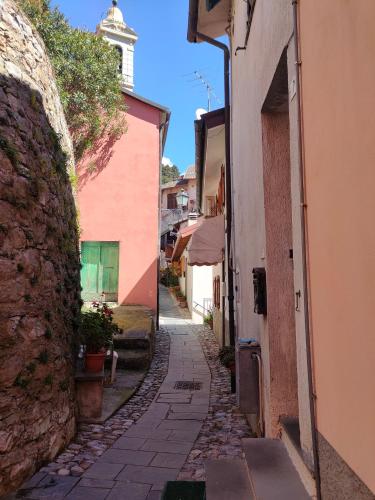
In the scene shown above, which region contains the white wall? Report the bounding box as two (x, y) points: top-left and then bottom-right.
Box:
(191, 265), (213, 324)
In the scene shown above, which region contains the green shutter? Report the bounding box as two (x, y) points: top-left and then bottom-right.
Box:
(100, 242), (119, 301)
(81, 242), (101, 300)
(81, 242), (119, 302)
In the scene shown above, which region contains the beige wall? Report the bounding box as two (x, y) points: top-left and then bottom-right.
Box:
(299, 0), (375, 492)
(231, 0), (295, 435)
(161, 179), (196, 211)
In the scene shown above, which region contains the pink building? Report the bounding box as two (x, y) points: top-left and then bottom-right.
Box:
(78, 90), (169, 312)
(77, 2), (169, 313)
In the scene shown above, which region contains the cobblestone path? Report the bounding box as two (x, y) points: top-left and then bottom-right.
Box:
(14, 287), (251, 499)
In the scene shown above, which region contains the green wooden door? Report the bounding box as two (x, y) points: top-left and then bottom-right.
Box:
(81, 242), (119, 302)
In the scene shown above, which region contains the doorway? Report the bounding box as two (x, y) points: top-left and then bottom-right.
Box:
(81, 241), (119, 302)
(261, 49), (299, 435)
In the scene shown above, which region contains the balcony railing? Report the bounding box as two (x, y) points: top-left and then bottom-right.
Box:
(160, 207), (189, 234)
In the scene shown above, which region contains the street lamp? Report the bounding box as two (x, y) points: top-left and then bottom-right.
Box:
(176, 189), (189, 208)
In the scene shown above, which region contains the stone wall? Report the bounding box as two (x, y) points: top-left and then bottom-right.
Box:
(0, 1), (80, 495)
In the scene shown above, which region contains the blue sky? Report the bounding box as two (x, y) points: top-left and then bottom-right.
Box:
(52, 0), (225, 174)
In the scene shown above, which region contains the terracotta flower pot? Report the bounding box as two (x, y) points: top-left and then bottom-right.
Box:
(85, 352), (106, 373)
(179, 301), (187, 308)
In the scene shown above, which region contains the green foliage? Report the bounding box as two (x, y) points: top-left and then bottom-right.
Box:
(37, 350), (49, 364)
(218, 346), (235, 368)
(204, 309), (213, 324)
(160, 268), (179, 287)
(162, 163), (180, 184)
(80, 304), (121, 354)
(18, 0), (126, 160)
(45, 327), (53, 339)
(0, 136), (19, 167)
(14, 375), (30, 389)
(43, 374), (53, 386)
(59, 379), (69, 391)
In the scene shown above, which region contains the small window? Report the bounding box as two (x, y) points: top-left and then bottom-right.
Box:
(167, 193), (177, 209)
(115, 45), (123, 74)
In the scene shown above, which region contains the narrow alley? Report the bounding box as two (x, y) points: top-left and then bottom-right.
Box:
(10, 287), (251, 500)
(2, 1), (375, 498)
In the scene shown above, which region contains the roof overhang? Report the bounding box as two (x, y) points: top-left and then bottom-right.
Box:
(171, 220), (202, 262)
(188, 214), (225, 266)
(122, 89), (171, 152)
(187, 0), (231, 43)
(195, 108), (225, 210)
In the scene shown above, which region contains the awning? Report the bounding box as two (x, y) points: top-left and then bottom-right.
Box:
(187, 214), (224, 266)
(171, 220), (202, 262)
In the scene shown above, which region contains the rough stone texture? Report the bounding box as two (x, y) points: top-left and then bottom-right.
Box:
(318, 433), (375, 500)
(32, 330), (170, 479)
(0, 1), (80, 495)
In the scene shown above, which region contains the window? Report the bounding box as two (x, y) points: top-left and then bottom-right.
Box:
(114, 45), (123, 74)
(213, 276), (221, 309)
(205, 196), (217, 217)
(167, 193), (177, 209)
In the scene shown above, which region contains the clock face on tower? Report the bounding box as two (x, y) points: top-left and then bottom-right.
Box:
(96, 1), (138, 92)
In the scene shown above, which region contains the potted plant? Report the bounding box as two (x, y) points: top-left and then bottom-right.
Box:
(219, 346), (235, 374)
(219, 345), (236, 393)
(80, 303), (121, 373)
(204, 310), (214, 329)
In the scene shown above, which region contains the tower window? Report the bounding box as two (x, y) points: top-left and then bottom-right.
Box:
(114, 45), (123, 74)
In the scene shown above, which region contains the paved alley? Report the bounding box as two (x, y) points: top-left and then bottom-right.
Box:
(10, 288), (251, 500)
(64, 287), (210, 499)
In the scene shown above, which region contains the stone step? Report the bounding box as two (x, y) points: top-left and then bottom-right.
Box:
(280, 417), (317, 498)
(242, 438), (311, 500)
(113, 333), (151, 351)
(205, 459), (254, 500)
(115, 349), (151, 370)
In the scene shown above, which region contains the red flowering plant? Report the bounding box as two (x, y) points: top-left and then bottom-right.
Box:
(79, 302), (122, 354)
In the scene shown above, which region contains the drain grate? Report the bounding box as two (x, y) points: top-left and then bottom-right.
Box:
(174, 381), (202, 391)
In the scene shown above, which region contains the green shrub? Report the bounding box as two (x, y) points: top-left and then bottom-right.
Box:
(17, 0), (126, 160)
(218, 346), (235, 368)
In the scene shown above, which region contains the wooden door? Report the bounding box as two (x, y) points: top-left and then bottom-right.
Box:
(81, 242), (119, 302)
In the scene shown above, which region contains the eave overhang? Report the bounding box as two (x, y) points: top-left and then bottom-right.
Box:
(187, 0), (231, 43)
(194, 108), (226, 211)
(122, 89), (171, 151)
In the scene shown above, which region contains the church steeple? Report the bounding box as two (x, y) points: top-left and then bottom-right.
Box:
(97, 1), (138, 92)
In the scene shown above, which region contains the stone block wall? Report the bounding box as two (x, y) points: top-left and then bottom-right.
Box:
(0, 1), (80, 495)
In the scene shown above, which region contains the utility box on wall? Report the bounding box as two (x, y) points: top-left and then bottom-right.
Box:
(252, 267), (267, 315)
(238, 341), (261, 417)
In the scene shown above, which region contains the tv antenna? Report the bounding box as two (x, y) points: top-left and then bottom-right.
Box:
(192, 71), (222, 111)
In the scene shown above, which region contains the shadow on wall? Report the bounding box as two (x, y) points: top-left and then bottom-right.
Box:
(0, 76), (81, 496)
(77, 126), (123, 190)
(118, 258), (158, 312)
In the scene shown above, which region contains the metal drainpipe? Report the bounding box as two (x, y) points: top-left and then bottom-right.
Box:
(292, 2), (321, 498)
(195, 31), (236, 347)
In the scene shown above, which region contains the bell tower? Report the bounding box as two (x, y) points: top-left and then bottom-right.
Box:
(97, 1), (138, 92)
